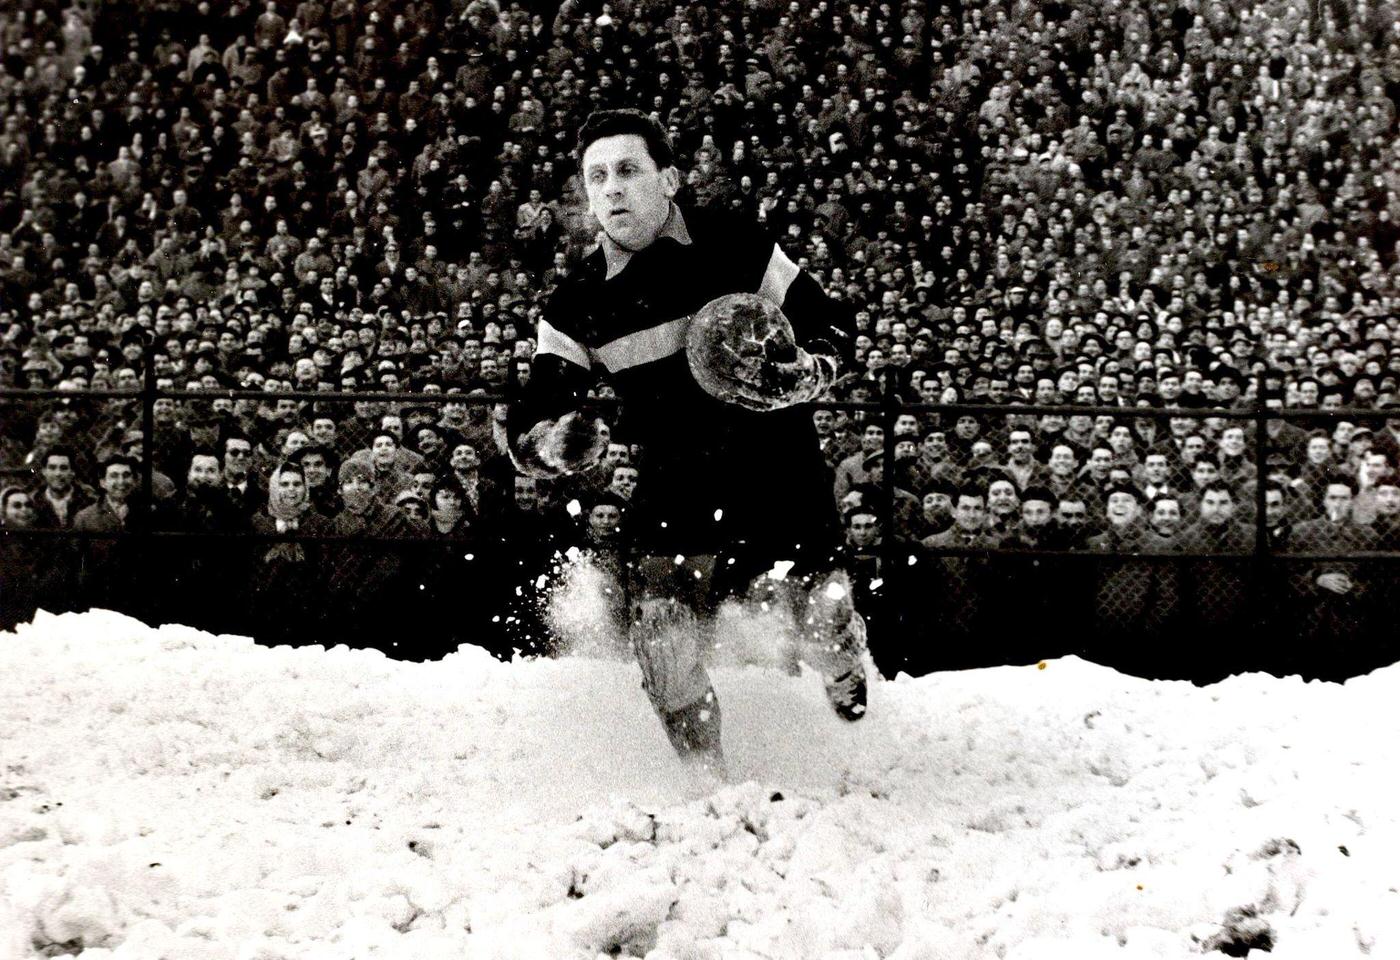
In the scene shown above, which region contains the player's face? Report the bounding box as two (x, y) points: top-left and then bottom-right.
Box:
(582, 134), (678, 252)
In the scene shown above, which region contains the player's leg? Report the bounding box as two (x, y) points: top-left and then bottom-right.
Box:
(629, 553), (724, 765)
(717, 546), (870, 721)
(798, 567), (870, 721)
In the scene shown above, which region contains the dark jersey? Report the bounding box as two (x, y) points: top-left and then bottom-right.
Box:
(508, 204), (855, 560)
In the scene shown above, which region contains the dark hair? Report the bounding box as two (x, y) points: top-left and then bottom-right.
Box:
(100, 454), (139, 475)
(1103, 482), (1143, 504)
(41, 443), (77, 469)
(290, 442), (339, 476)
(588, 490), (628, 514)
(577, 109), (675, 171)
(954, 484), (986, 505)
(427, 475), (468, 508)
(919, 477), (958, 499)
(274, 461), (305, 483)
(1199, 480), (1236, 500)
(1020, 486), (1057, 507)
(845, 482), (882, 507)
(223, 430), (252, 451)
(1322, 473), (1357, 495)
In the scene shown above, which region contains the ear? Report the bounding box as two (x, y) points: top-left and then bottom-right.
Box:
(661, 165), (680, 199)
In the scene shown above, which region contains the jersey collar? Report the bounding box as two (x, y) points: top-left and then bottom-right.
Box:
(597, 202), (693, 279)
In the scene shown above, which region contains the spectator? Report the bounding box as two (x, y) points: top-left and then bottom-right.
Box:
(984, 476), (1022, 543)
(1288, 476), (1380, 678)
(1179, 481), (1256, 678)
(1145, 495), (1185, 550)
(73, 455), (137, 533)
(221, 433), (265, 522)
(29, 445), (93, 529)
(424, 476), (471, 538)
(915, 478), (956, 540)
(325, 458), (425, 647)
(0, 485), (74, 626)
(289, 443), (339, 516)
(833, 423), (884, 500)
(245, 461), (332, 641)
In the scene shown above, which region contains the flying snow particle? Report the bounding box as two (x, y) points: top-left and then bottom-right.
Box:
(714, 509), (724, 521)
(870, 578), (884, 591)
(536, 574), (549, 590)
(674, 554), (686, 565)
(768, 560), (796, 581)
(908, 555), (918, 565)
(566, 499), (582, 517)
(824, 580), (848, 602)
(565, 546), (582, 563)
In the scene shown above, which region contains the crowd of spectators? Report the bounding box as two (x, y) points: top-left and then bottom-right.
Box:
(1, 0), (1399, 671)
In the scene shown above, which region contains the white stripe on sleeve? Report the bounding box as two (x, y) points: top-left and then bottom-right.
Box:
(536, 319), (593, 369)
(756, 242), (801, 308)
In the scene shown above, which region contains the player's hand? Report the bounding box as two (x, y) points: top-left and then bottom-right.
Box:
(1316, 572), (1353, 595)
(686, 293), (836, 412)
(520, 410), (608, 476)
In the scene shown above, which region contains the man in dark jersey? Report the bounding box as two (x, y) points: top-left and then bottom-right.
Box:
(507, 110), (868, 774)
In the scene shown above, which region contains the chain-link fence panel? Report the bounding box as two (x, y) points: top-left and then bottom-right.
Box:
(9, 387), (1400, 683)
(0, 391), (147, 501)
(899, 549), (1264, 683)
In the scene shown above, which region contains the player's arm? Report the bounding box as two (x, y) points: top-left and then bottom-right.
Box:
(506, 304), (607, 478)
(752, 236), (856, 381)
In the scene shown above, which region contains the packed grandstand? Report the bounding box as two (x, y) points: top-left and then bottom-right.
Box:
(1, 0), (1398, 677)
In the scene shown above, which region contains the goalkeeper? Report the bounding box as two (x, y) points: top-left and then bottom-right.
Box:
(506, 109), (869, 773)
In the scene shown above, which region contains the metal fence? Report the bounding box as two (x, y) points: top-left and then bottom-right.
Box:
(2, 372), (1398, 682)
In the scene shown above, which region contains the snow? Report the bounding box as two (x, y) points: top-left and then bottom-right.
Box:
(2, 609), (1398, 960)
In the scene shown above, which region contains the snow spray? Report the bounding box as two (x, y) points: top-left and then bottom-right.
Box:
(543, 550), (807, 673)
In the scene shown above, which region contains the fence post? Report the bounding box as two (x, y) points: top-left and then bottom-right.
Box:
(880, 368), (899, 574)
(1252, 369), (1270, 638)
(140, 335), (156, 527)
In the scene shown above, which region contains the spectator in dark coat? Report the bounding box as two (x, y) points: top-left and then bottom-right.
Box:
(324, 458), (426, 652)
(247, 462), (333, 643)
(1288, 477), (1381, 680)
(29, 445), (93, 530)
(1088, 484), (1178, 675)
(1178, 482), (1256, 681)
(0, 486), (75, 626)
(73, 455), (144, 613)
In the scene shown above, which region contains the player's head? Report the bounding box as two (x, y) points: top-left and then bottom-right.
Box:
(577, 109), (680, 252)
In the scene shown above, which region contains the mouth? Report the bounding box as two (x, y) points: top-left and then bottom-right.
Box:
(609, 209), (630, 218)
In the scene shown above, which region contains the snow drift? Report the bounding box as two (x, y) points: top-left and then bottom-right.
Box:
(2, 609), (1398, 959)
